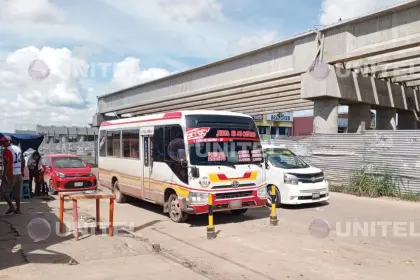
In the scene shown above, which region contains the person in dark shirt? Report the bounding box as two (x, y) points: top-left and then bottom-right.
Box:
(27, 151), (41, 196)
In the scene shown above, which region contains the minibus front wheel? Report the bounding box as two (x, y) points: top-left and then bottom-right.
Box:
(168, 193), (188, 223)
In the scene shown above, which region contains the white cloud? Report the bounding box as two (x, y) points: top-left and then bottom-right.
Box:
(99, 0), (281, 60)
(320, 0), (404, 25)
(0, 0), (65, 23)
(228, 30), (278, 56)
(110, 57), (171, 90)
(0, 46), (173, 132)
(0, 46), (95, 132)
(0, 0), (91, 47)
(159, 0), (223, 23)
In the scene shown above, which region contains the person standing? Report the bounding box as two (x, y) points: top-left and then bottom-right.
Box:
(27, 151), (41, 196)
(0, 136), (24, 214)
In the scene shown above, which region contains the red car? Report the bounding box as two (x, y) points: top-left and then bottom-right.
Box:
(41, 154), (97, 194)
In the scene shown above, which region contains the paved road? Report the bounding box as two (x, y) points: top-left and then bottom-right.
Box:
(2, 190), (419, 280)
(83, 190), (420, 280)
(0, 197), (209, 280)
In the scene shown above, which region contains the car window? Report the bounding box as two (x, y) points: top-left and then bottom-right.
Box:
(41, 157), (51, 166)
(52, 157), (86, 168)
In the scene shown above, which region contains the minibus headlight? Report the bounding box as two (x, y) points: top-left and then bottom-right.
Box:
(257, 186), (268, 199)
(284, 173), (298, 185)
(188, 192), (208, 205)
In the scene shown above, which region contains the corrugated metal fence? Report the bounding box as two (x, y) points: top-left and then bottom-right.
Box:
(262, 130), (420, 194)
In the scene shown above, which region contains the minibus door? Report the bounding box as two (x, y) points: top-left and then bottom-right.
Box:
(141, 127), (154, 200)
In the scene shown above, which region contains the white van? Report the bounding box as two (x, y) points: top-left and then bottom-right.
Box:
(263, 144), (329, 206)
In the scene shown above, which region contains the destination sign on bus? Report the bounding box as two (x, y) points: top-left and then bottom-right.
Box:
(216, 130), (257, 138)
(186, 127), (259, 144)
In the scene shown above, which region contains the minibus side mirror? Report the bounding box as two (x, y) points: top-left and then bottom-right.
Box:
(180, 159), (188, 168)
(191, 167), (200, 178)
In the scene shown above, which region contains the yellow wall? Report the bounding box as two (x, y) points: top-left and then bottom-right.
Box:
(253, 114), (293, 127)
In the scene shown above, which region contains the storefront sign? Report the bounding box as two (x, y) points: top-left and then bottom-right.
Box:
(251, 114), (263, 121)
(266, 112), (293, 122)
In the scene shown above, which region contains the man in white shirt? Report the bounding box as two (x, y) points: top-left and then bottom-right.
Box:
(0, 136), (24, 214)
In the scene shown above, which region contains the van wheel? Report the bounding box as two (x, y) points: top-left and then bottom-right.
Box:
(231, 209), (248, 215)
(168, 193), (188, 223)
(266, 185), (281, 208)
(113, 181), (126, 203)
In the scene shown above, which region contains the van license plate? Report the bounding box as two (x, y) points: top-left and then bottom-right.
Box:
(74, 182), (83, 187)
(312, 193), (320, 199)
(229, 200), (242, 209)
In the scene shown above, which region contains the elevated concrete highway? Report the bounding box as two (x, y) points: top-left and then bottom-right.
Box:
(94, 0), (420, 133)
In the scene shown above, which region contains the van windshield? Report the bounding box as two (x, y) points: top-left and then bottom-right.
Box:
(265, 149), (309, 169)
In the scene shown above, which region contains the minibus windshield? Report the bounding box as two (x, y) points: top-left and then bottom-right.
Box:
(186, 115), (263, 166)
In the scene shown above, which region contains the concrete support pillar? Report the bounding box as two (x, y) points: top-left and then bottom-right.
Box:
(313, 98), (339, 134)
(348, 103), (372, 133)
(376, 108), (397, 130)
(398, 111), (418, 130)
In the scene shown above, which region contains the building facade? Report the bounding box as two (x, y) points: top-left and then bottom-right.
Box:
(251, 112), (294, 139)
(291, 112), (375, 136)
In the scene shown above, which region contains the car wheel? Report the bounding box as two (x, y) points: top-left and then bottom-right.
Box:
(266, 185), (281, 208)
(230, 209), (248, 215)
(113, 181), (126, 203)
(49, 180), (57, 195)
(168, 193), (188, 223)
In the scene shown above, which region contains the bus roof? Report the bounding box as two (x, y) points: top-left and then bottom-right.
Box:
(100, 110), (253, 127)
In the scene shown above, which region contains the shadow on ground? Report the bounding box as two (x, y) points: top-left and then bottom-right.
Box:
(127, 197), (327, 229)
(280, 201), (330, 210)
(0, 195), (77, 271)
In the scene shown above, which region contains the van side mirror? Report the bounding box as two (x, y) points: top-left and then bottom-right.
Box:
(191, 167), (200, 178)
(87, 163), (92, 168)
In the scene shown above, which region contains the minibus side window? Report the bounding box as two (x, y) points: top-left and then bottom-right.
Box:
(122, 129), (140, 159)
(107, 130), (121, 157)
(99, 130), (106, 157)
(152, 125), (188, 184)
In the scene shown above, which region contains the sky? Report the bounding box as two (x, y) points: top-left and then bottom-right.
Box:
(0, 0), (409, 132)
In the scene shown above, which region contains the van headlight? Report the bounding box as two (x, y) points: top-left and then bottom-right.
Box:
(320, 171), (324, 181)
(257, 186), (268, 199)
(284, 173), (298, 185)
(188, 192), (208, 205)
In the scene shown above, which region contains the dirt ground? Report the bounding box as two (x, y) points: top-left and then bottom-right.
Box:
(1, 190), (420, 280)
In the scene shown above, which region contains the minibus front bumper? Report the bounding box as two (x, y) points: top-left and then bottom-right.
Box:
(178, 189), (267, 215)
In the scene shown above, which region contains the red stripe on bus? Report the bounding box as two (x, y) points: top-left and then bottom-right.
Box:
(217, 172), (252, 180)
(101, 112), (182, 127)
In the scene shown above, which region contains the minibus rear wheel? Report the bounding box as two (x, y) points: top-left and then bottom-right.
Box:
(113, 181), (126, 203)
